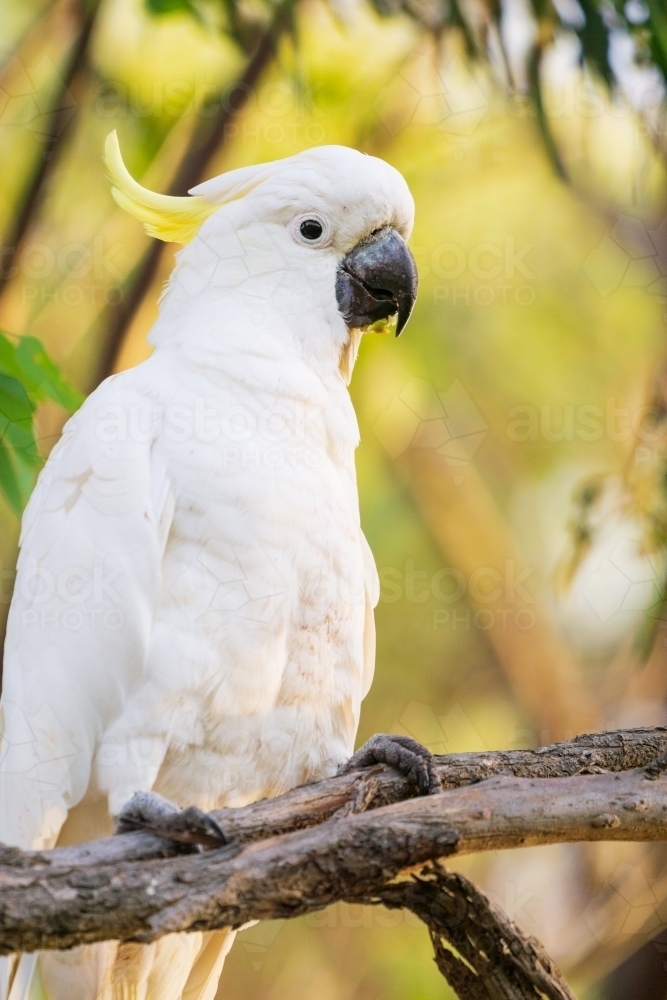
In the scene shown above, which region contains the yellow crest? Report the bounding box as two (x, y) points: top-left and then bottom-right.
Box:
(104, 131), (217, 244)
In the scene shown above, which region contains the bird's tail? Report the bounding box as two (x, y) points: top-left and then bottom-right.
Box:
(0, 739), (68, 1000)
(1, 956), (42, 1000)
(181, 930), (236, 1000)
(1, 931), (237, 1000)
(0, 722), (237, 1000)
(0, 957), (16, 1000)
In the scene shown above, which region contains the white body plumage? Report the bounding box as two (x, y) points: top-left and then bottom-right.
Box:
(0, 140), (415, 1000)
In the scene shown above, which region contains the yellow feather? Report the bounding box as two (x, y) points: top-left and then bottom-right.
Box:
(104, 131), (217, 244)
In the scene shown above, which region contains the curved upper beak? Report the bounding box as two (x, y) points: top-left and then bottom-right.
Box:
(335, 226), (418, 337)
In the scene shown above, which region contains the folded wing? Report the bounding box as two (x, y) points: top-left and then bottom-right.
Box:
(0, 375), (173, 850)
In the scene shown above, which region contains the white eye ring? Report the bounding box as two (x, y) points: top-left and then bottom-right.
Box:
(291, 213), (332, 247)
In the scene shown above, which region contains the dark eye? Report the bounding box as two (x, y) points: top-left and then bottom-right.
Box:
(300, 219), (324, 241)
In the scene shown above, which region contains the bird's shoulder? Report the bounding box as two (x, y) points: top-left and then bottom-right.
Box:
(19, 363), (174, 556)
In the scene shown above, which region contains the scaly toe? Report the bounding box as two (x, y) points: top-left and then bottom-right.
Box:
(115, 792), (226, 849)
(338, 734), (440, 795)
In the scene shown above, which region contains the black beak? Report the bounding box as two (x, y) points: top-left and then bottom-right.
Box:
(335, 226), (418, 337)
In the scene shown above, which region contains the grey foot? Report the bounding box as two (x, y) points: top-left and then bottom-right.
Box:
(337, 734), (440, 795)
(115, 791), (226, 849)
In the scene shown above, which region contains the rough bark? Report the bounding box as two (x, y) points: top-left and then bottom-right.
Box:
(1, 725), (663, 874)
(373, 866), (578, 1000)
(2, 737), (667, 955)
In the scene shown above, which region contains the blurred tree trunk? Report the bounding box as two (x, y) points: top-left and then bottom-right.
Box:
(398, 447), (601, 742)
(95, 0), (295, 382)
(0, 0), (100, 294)
(601, 931), (667, 1000)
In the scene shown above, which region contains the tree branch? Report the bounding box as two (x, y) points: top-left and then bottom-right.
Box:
(5, 725), (665, 872)
(2, 729), (667, 958)
(373, 866), (578, 1000)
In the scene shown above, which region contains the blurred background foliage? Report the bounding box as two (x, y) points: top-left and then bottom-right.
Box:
(3, 0), (667, 996)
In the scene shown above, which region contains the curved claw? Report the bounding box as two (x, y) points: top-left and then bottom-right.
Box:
(115, 792), (227, 850)
(338, 733), (441, 795)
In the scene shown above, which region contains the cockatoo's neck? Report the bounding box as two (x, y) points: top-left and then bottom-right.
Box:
(147, 231), (351, 381)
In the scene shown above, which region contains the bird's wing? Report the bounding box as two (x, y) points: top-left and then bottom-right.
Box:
(360, 530), (380, 699)
(0, 372), (174, 850)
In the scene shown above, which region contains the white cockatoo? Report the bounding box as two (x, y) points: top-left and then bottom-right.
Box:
(0, 135), (433, 1000)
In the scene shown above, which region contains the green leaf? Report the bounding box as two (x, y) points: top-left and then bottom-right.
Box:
(0, 332), (82, 516)
(0, 440), (27, 516)
(144, 0), (201, 17)
(0, 375), (38, 480)
(0, 374), (41, 511)
(577, 0), (614, 88)
(2, 415), (41, 468)
(0, 372), (35, 421)
(0, 331), (28, 384)
(15, 337), (84, 412)
(645, 0), (667, 83)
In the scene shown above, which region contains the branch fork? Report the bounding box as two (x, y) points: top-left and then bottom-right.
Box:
(2, 727), (667, 1000)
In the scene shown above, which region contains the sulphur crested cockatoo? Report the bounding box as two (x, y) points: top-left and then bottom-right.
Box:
(0, 134), (432, 1000)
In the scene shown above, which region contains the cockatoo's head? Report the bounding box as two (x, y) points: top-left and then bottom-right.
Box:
(105, 134), (418, 378)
